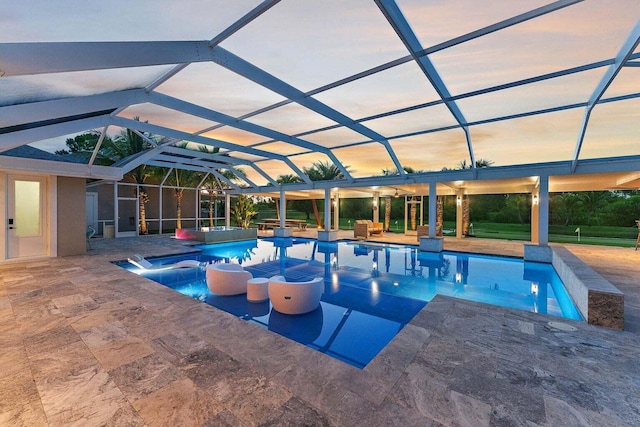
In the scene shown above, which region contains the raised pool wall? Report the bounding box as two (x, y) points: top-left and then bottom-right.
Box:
(524, 244), (624, 330)
(175, 227), (257, 243)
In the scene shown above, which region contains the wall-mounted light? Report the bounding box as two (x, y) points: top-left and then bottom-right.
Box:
(533, 194), (539, 205)
(372, 198), (378, 210)
(394, 189), (399, 198)
(456, 195), (462, 206)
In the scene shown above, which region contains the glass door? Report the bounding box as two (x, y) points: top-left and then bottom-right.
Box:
(7, 175), (47, 259)
(117, 184), (138, 237)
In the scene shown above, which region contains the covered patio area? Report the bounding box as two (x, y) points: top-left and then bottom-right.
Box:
(1, 234), (639, 425)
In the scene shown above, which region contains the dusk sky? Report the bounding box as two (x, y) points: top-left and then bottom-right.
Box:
(2, 0), (639, 184)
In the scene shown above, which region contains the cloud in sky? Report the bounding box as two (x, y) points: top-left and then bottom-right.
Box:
(3, 0), (640, 177)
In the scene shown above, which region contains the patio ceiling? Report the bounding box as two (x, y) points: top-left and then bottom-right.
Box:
(1, 1), (640, 193)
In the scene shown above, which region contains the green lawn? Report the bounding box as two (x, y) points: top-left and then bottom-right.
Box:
(468, 221), (637, 247)
(254, 211), (638, 248)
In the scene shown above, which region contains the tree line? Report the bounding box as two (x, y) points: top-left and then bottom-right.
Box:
(60, 129), (639, 231)
(466, 191), (640, 227)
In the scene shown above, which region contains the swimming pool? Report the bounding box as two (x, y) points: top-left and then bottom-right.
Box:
(118, 237), (581, 368)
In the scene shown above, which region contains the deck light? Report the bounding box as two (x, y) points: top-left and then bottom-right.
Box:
(533, 194), (539, 205)
(456, 195), (462, 206)
(394, 189), (399, 198)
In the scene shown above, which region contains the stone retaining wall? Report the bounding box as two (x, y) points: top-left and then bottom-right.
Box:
(550, 245), (624, 330)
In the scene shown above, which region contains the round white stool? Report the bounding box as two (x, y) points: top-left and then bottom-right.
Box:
(247, 277), (269, 303)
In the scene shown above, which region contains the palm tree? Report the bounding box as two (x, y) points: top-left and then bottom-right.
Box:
(553, 193), (581, 226)
(166, 168), (203, 229)
(106, 118), (158, 234)
(200, 169), (244, 226)
(384, 195), (392, 231)
(55, 125), (158, 234)
(454, 159), (493, 233)
(275, 174), (302, 219)
(579, 191), (608, 226)
(456, 158), (494, 169)
(172, 142), (243, 228)
(409, 196), (418, 231)
(383, 166), (419, 232)
(303, 161), (349, 228)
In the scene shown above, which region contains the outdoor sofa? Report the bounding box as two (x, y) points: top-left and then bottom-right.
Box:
(354, 220), (384, 238)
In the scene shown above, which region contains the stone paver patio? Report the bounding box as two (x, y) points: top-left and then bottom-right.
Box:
(1, 231), (639, 426)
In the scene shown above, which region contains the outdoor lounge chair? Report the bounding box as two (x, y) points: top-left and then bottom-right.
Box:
(206, 262), (253, 295)
(268, 275), (323, 315)
(128, 254), (201, 271)
(354, 220), (383, 238)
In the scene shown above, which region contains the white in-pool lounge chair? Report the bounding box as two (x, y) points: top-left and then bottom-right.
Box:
(128, 254), (201, 271)
(268, 275), (323, 315)
(206, 263), (253, 295)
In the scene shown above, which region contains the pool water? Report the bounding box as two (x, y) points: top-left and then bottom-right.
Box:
(118, 237), (582, 368)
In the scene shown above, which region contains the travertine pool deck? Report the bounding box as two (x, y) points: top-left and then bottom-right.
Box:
(1, 232), (639, 426)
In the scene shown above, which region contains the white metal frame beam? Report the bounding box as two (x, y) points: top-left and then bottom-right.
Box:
(147, 92), (353, 181)
(147, 162), (245, 193)
(0, 41), (213, 76)
(236, 154), (640, 195)
(1, 89), (147, 128)
(208, 46), (407, 178)
(161, 146), (278, 186)
(233, 0), (582, 122)
(153, 153), (257, 188)
(110, 116), (312, 184)
(375, 0), (475, 170)
(145, 0), (281, 92)
(0, 155), (122, 180)
(0, 115), (112, 152)
(571, 19), (640, 172)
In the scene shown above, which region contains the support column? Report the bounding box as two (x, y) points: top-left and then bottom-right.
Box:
(524, 176), (551, 262)
(333, 193), (340, 231)
(318, 187), (337, 241)
(455, 190), (464, 239)
(279, 189), (286, 228)
(113, 181), (118, 237)
(158, 185), (163, 235)
(419, 181), (443, 252)
(539, 176), (549, 245)
(324, 188), (331, 230)
(531, 188), (540, 244)
(429, 182), (437, 238)
(275, 189), (292, 237)
(225, 193), (231, 228)
(373, 191), (380, 223)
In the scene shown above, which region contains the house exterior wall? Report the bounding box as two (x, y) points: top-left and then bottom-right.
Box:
(57, 176), (86, 256)
(0, 172), (6, 260)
